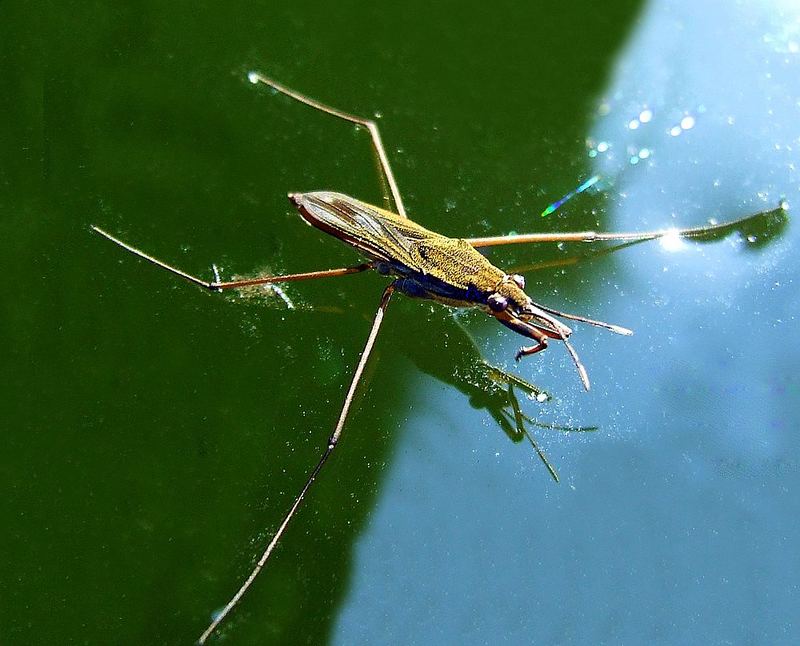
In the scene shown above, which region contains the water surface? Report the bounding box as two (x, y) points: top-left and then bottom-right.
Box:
(2, 1), (798, 644)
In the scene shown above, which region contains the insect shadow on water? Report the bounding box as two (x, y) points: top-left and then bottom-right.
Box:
(396, 305), (597, 481)
(91, 71), (789, 643)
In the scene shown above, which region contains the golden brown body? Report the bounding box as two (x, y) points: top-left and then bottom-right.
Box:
(291, 191), (531, 314)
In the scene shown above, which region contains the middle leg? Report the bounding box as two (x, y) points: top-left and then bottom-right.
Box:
(248, 71), (406, 216)
(91, 225), (373, 291)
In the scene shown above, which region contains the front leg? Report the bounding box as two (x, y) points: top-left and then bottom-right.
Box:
(515, 335), (548, 361)
(496, 312), (590, 391)
(496, 314), (552, 361)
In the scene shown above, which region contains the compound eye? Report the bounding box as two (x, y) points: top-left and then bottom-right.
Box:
(487, 293), (509, 312)
(510, 274), (525, 290)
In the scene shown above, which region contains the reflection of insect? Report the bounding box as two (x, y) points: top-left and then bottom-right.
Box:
(91, 71), (785, 643)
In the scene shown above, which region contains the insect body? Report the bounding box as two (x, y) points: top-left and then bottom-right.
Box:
(291, 190), (631, 391)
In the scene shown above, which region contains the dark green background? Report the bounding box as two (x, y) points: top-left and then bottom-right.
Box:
(3, 1), (799, 644)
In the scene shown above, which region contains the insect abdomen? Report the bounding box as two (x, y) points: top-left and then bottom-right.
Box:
(392, 271), (487, 309)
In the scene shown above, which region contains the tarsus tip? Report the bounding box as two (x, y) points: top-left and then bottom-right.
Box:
(611, 324), (634, 336)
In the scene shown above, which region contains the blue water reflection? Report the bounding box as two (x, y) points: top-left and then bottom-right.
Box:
(337, 2), (800, 643)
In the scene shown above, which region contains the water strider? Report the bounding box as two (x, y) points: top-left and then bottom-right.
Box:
(91, 71), (788, 642)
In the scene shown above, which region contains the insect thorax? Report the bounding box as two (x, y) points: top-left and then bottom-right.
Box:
(379, 237), (509, 310)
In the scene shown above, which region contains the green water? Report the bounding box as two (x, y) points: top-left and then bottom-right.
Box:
(3, 1), (799, 644)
